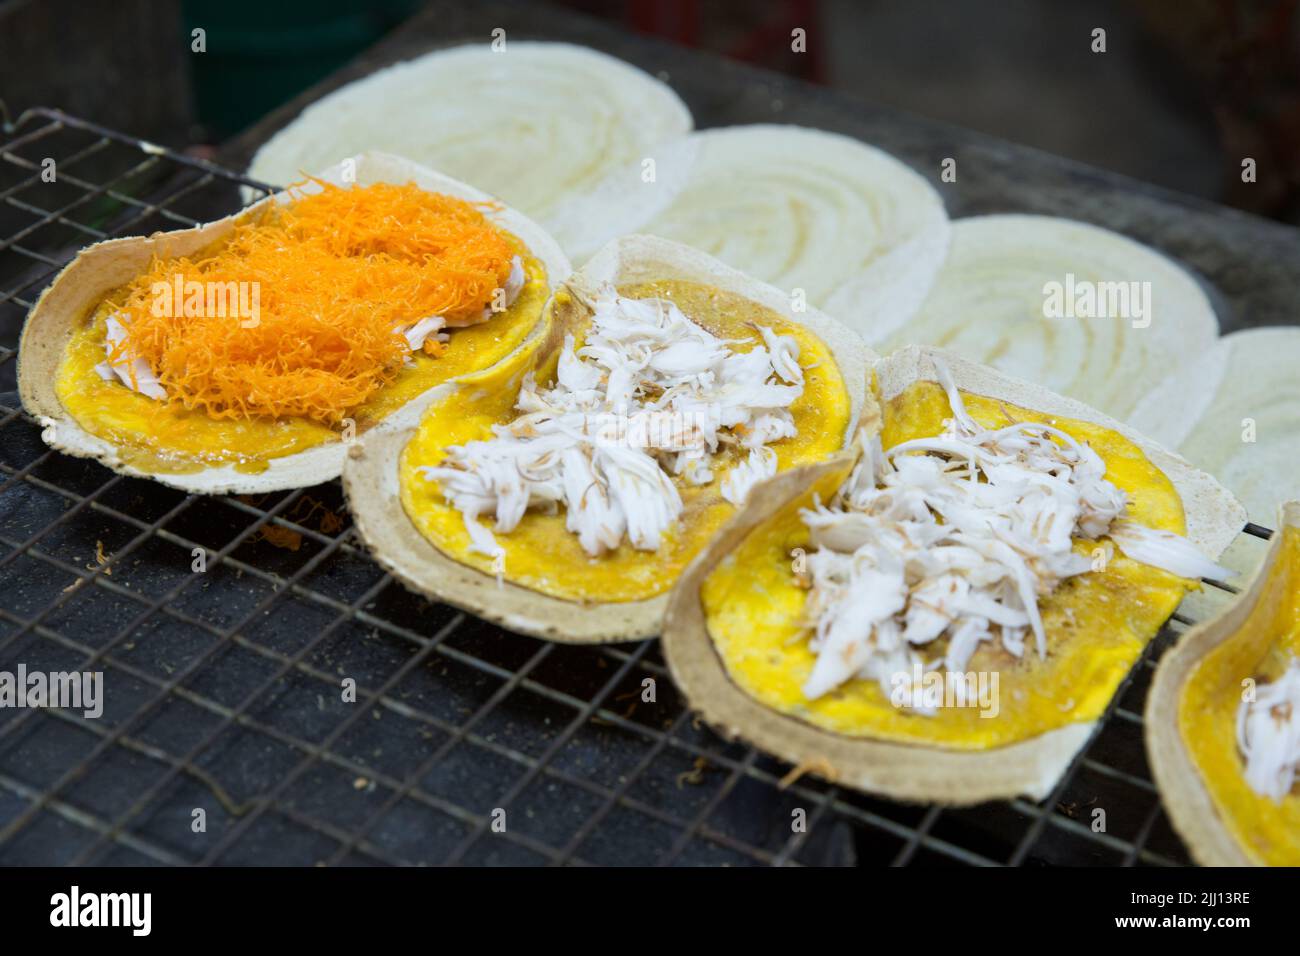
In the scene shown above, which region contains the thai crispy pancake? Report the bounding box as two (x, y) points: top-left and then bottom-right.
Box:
(19, 152), (569, 494)
(1148, 502), (1300, 866)
(663, 346), (1244, 803)
(343, 235), (871, 643)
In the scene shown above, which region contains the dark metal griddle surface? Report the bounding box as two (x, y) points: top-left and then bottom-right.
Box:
(0, 0), (1294, 866)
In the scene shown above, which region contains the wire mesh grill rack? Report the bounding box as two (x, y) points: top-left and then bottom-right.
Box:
(0, 107), (1273, 867)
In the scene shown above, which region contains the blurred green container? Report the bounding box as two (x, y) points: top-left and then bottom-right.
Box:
(183, 0), (420, 139)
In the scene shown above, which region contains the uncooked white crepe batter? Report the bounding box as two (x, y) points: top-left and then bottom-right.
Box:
(248, 42), (691, 223)
(882, 214), (1220, 422)
(549, 125), (950, 340)
(1130, 326), (1300, 530)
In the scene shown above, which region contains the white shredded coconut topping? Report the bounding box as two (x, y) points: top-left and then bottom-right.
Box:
(93, 313), (166, 401)
(799, 356), (1230, 709)
(419, 286), (805, 558)
(1237, 658), (1300, 802)
(397, 314), (448, 352)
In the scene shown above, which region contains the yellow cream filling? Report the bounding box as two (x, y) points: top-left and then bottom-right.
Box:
(1181, 526), (1300, 866)
(703, 380), (1192, 749)
(398, 279), (852, 603)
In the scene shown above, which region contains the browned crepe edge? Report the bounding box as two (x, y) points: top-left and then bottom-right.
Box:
(1145, 500), (1300, 866)
(341, 235), (873, 644)
(662, 345), (1246, 804)
(17, 151), (570, 494)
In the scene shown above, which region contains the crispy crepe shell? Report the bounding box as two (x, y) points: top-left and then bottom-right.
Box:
(18, 151), (570, 494)
(662, 345), (1245, 803)
(1146, 501), (1300, 866)
(342, 235), (873, 644)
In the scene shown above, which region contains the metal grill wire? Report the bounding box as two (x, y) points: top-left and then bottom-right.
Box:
(0, 109), (1270, 866)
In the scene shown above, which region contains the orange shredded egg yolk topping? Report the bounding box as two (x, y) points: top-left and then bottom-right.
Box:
(102, 180), (516, 425)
